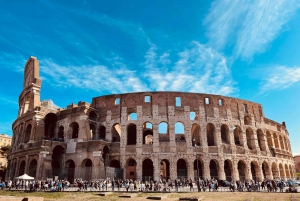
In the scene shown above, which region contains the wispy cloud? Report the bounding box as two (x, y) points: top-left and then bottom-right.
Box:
(260, 66), (300, 93)
(204, 0), (300, 59)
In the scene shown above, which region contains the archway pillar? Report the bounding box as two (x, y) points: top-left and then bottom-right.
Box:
(136, 158), (142, 181)
(218, 160), (226, 180)
(188, 159), (194, 181)
(153, 157), (160, 181)
(232, 161), (239, 181)
(203, 159), (210, 180)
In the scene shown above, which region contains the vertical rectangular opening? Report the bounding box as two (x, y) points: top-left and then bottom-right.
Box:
(145, 95), (151, 103)
(205, 97), (210, 105)
(243, 104), (247, 113)
(175, 97), (181, 107)
(190, 112), (196, 120)
(218, 99), (223, 106)
(115, 98), (120, 105)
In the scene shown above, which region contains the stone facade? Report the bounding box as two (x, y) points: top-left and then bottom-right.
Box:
(6, 56), (295, 182)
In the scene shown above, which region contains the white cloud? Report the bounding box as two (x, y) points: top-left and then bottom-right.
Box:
(204, 0), (300, 59)
(260, 66), (300, 93)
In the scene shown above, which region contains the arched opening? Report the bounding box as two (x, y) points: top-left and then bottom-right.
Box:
(142, 159), (153, 181)
(273, 133), (279, 148)
(89, 124), (96, 140)
(127, 124), (136, 145)
(206, 123), (215, 146)
(143, 122), (153, 144)
(44, 113), (58, 138)
(246, 128), (255, 150)
(128, 112), (137, 120)
(175, 122), (185, 142)
(224, 160), (233, 181)
(52, 145), (65, 179)
(83, 159), (93, 181)
(271, 162), (279, 180)
(238, 161), (246, 181)
(191, 123), (201, 146)
(158, 122), (169, 142)
(209, 160), (218, 180)
(65, 160), (75, 183)
(285, 164), (290, 179)
(111, 124), (121, 142)
(126, 159), (137, 180)
(102, 146), (110, 166)
(160, 159), (170, 180)
(18, 161), (26, 176)
(89, 111), (97, 121)
(251, 161), (260, 181)
(177, 159), (187, 178)
(279, 136), (284, 150)
(279, 163), (284, 179)
(69, 122), (79, 139)
(266, 131), (273, 148)
(193, 159), (203, 180)
(24, 124), (32, 143)
(233, 126), (243, 146)
(262, 161), (270, 180)
(58, 126), (64, 140)
(221, 124), (230, 144)
(28, 159), (37, 177)
(244, 116), (251, 125)
(23, 95), (30, 114)
(257, 129), (266, 151)
(99, 126), (106, 140)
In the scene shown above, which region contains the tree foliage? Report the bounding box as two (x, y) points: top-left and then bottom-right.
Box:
(0, 145), (10, 155)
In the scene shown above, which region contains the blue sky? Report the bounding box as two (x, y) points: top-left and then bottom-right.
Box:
(1, 0), (300, 155)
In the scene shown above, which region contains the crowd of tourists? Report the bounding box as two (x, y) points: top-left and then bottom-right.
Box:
(0, 177), (298, 193)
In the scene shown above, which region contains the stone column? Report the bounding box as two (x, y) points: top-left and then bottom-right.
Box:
(188, 159), (194, 180)
(24, 155), (29, 174)
(15, 158), (20, 177)
(203, 158), (210, 180)
(153, 157), (160, 181)
(152, 124), (159, 153)
(218, 160), (226, 180)
(36, 152), (45, 180)
(232, 160), (239, 182)
(136, 158), (142, 181)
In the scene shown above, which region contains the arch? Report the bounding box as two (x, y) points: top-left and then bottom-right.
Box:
(262, 161), (271, 180)
(99, 125), (106, 139)
(285, 164), (290, 179)
(58, 126), (64, 139)
(111, 123), (121, 142)
(233, 126), (243, 146)
(244, 116), (251, 125)
(89, 124), (96, 140)
(160, 159), (170, 180)
(18, 161), (26, 176)
(206, 123), (215, 146)
(44, 113), (58, 138)
(191, 123), (201, 146)
(65, 160), (75, 183)
(177, 159), (187, 178)
(279, 136), (284, 150)
(143, 122), (153, 144)
(237, 160), (246, 181)
(23, 95), (30, 114)
(175, 122), (184, 134)
(128, 112), (137, 120)
(284, 137), (289, 151)
(194, 159), (203, 180)
(52, 145), (65, 179)
(28, 159), (37, 177)
(209, 160), (219, 180)
(271, 162), (279, 180)
(246, 128), (255, 150)
(257, 129), (266, 151)
(279, 163), (284, 179)
(221, 124), (230, 144)
(69, 122), (79, 139)
(126, 158), (137, 180)
(159, 122), (169, 142)
(266, 131), (273, 147)
(24, 124), (32, 143)
(89, 111), (97, 121)
(251, 161), (260, 181)
(273, 133), (279, 148)
(224, 159), (233, 181)
(142, 159), (153, 181)
(127, 123), (136, 145)
(82, 158), (93, 181)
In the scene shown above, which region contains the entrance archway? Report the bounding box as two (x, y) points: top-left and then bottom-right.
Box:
(209, 160), (218, 180)
(224, 160), (233, 181)
(84, 159), (92, 181)
(194, 159), (203, 180)
(142, 159), (153, 181)
(126, 159), (136, 180)
(160, 159), (170, 180)
(177, 159), (187, 178)
(28, 159), (37, 177)
(238, 161), (246, 181)
(19, 161), (26, 176)
(52, 145), (65, 179)
(65, 160), (75, 183)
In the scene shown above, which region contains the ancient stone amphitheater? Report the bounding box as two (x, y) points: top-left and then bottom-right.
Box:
(7, 56), (295, 182)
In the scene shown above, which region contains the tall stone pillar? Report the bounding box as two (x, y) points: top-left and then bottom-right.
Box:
(188, 159), (194, 180)
(218, 160), (226, 180)
(153, 156), (160, 181)
(136, 158), (142, 181)
(203, 159), (210, 180)
(24, 156), (29, 174)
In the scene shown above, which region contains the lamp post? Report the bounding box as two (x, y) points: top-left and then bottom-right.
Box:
(193, 138), (201, 192)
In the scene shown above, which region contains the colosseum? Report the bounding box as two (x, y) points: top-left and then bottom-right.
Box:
(6, 56), (295, 183)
